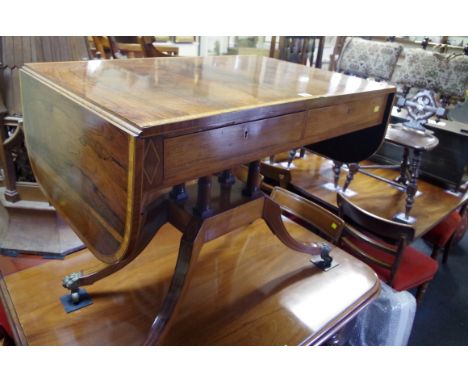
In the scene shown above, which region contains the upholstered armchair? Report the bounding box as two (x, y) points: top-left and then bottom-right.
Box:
(336, 37), (402, 82)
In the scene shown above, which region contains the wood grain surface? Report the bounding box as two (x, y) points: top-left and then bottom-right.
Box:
(21, 73), (131, 263)
(0, 216), (379, 345)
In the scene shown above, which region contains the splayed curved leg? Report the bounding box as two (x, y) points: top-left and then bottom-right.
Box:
(262, 197), (332, 269)
(63, 200), (170, 296)
(144, 218), (206, 345)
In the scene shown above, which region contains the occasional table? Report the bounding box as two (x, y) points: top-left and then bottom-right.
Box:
(332, 124), (440, 223)
(270, 153), (465, 239)
(19, 55), (395, 344)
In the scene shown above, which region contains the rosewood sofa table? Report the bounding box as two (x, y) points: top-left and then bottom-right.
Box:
(19, 56), (395, 345)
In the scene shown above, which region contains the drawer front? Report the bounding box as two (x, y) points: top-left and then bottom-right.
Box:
(304, 94), (387, 143)
(163, 94), (389, 185)
(164, 111), (307, 185)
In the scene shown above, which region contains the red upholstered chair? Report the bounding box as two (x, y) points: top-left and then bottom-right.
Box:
(423, 203), (467, 264)
(337, 193), (438, 303)
(0, 302), (13, 345)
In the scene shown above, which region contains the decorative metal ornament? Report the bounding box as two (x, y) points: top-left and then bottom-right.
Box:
(396, 90), (445, 131)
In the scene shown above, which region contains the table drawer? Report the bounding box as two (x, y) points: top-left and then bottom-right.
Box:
(304, 94), (387, 143)
(164, 111), (307, 184)
(163, 94), (389, 185)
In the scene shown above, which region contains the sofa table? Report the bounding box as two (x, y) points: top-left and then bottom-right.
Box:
(19, 55), (395, 344)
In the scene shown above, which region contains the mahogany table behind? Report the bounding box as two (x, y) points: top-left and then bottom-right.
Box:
(0, 217), (379, 345)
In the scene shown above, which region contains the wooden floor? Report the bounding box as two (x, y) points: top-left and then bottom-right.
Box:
(281, 153), (465, 238)
(0, 216), (379, 346)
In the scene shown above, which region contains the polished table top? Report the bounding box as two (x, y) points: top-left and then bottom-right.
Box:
(23, 55), (394, 136)
(0, 217), (379, 345)
(279, 153), (465, 238)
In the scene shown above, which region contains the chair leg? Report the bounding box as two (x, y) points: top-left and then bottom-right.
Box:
(415, 282), (430, 304)
(442, 235), (456, 264)
(430, 244), (441, 260)
(0, 326), (14, 346)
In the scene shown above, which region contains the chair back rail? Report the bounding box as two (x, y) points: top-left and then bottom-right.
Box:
(337, 192), (415, 242)
(337, 192), (415, 284)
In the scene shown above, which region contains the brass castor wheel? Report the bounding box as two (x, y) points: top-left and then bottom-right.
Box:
(71, 291), (80, 304)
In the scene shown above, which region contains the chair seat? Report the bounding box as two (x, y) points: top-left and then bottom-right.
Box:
(346, 237), (438, 291)
(423, 211), (462, 247)
(385, 124), (439, 151)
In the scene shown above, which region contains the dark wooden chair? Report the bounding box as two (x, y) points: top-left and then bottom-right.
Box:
(337, 192), (438, 303)
(270, 36), (324, 68)
(260, 161), (292, 190)
(89, 36), (113, 59)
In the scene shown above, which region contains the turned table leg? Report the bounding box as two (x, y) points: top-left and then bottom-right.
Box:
(332, 161), (342, 189)
(169, 183), (188, 201)
(218, 169), (235, 188)
(405, 149), (422, 220)
(193, 176), (213, 218)
(243, 160), (261, 197)
(396, 147), (410, 185)
(342, 163), (359, 192)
